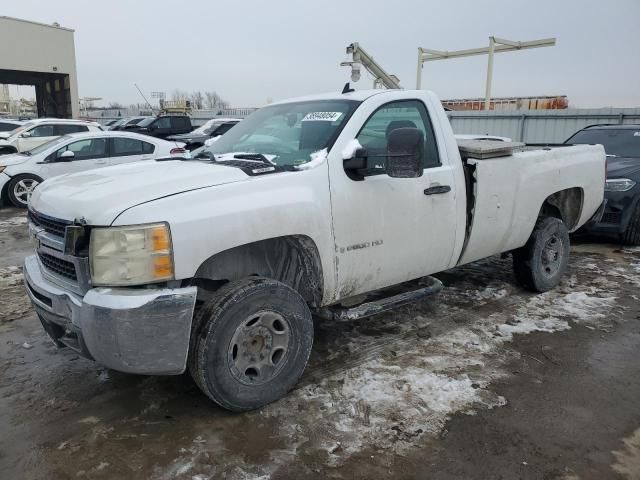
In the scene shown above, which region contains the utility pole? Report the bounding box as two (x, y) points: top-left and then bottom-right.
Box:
(416, 36), (556, 109)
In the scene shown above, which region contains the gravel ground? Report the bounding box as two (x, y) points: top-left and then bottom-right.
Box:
(0, 207), (639, 479)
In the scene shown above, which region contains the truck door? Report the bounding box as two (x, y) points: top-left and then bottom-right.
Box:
(329, 98), (459, 299)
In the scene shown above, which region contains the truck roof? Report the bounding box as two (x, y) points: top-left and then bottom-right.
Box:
(270, 89), (388, 105)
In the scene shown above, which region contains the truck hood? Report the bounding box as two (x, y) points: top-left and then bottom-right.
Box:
(30, 160), (249, 224)
(0, 153), (29, 167)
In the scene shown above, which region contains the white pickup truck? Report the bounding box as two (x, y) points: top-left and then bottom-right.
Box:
(23, 89), (605, 411)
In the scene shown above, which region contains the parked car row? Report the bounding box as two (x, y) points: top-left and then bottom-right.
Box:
(102, 115), (241, 149)
(0, 118), (103, 154)
(0, 131), (186, 207)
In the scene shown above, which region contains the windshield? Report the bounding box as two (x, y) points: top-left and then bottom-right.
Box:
(198, 100), (360, 166)
(8, 121), (34, 137)
(20, 135), (71, 156)
(567, 128), (640, 158)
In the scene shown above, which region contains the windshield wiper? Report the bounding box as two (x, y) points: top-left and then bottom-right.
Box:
(233, 153), (270, 162)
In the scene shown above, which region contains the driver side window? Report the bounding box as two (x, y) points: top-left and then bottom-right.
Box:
(53, 138), (107, 161)
(29, 125), (55, 137)
(356, 100), (440, 172)
(154, 117), (172, 129)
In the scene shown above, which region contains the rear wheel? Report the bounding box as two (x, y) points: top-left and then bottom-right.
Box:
(7, 174), (42, 208)
(622, 203), (640, 246)
(189, 277), (313, 412)
(513, 216), (570, 292)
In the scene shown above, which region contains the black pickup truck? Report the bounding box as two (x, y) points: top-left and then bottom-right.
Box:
(125, 115), (193, 139)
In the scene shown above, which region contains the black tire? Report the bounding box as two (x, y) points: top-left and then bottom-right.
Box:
(7, 174), (43, 208)
(622, 203), (640, 246)
(513, 216), (570, 292)
(189, 277), (313, 412)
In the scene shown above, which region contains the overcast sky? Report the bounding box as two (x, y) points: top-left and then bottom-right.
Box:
(4, 0), (640, 108)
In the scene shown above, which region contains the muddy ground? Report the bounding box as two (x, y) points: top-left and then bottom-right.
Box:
(1, 206), (639, 480)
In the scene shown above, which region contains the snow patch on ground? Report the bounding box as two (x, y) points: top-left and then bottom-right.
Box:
(612, 427), (640, 480)
(260, 271), (620, 465)
(0, 216), (27, 230)
(0, 266), (23, 288)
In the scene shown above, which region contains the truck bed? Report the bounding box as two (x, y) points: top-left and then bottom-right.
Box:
(456, 141), (606, 266)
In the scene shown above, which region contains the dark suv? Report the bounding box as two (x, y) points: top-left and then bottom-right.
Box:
(127, 115), (193, 139)
(566, 124), (640, 245)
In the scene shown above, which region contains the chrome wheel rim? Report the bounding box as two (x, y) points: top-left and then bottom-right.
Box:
(227, 311), (291, 386)
(541, 234), (563, 278)
(13, 178), (39, 206)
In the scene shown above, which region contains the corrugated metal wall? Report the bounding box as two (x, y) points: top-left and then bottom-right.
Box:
(448, 108), (640, 143)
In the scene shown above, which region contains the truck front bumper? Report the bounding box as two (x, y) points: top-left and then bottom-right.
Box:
(23, 255), (197, 375)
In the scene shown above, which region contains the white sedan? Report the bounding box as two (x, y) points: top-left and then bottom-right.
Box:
(0, 131), (186, 208)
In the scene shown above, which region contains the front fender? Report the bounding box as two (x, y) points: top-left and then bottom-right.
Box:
(113, 166), (337, 305)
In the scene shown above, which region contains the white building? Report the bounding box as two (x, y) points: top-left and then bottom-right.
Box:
(0, 16), (79, 118)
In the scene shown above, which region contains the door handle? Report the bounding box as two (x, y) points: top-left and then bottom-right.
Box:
(424, 185), (451, 195)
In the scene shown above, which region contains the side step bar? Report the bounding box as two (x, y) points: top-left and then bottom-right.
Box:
(317, 276), (443, 322)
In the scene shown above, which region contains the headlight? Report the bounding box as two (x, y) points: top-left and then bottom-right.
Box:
(605, 178), (636, 192)
(90, 223), (174, 286)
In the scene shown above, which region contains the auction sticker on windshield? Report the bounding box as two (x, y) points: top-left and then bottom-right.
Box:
(302, 112), (343, 122)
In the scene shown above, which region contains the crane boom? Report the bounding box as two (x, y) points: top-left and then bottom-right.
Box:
(341, 42), (401, 89)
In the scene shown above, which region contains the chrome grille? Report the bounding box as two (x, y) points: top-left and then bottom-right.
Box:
(38, 251), (78, 281)
(28, 210), (70, 237)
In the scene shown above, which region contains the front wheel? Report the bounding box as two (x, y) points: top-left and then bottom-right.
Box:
(189, 277), (314, 412)
(513, 216), (570, 292)
(7, 174), (43, 208)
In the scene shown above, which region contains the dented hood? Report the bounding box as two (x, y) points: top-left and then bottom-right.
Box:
(30, 160), (248, 225)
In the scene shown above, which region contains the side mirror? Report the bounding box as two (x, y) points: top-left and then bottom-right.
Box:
(20, 131), (32, 138)
(385, 128), (424, 178)
(58, 150), (75, 161)
(343, 146), (369, 181)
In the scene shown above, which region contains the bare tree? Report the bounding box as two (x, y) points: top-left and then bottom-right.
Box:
(190, 91), (204, 110)
(171, 89), (190, 103)
(204, 91), (228, 110)
(108, 101), (125, 109)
